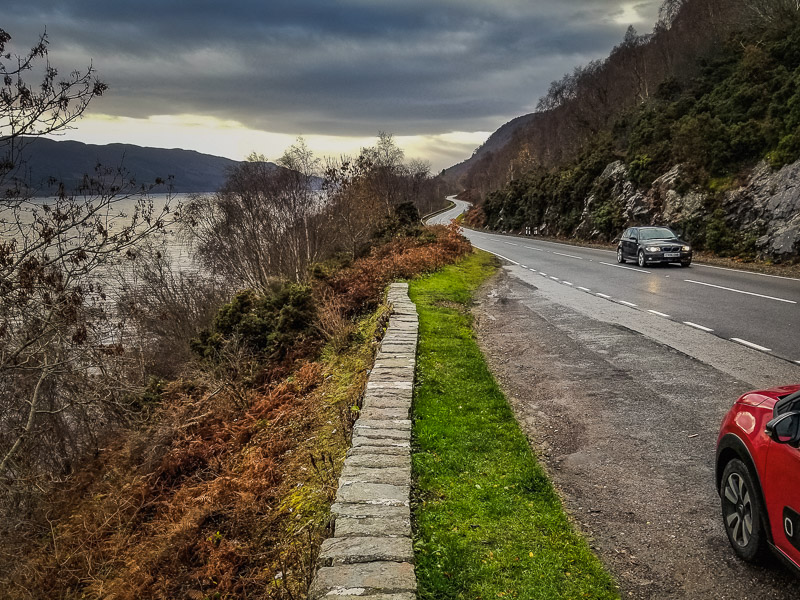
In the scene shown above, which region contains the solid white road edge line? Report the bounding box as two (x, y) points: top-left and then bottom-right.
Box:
(684, 279), (797, 304)
(697, 263), (800, 281)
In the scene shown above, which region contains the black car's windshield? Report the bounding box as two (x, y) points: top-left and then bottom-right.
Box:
(639, 227), (676, 240)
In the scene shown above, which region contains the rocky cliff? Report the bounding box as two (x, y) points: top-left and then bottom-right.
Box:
(575, 159), (800, 261)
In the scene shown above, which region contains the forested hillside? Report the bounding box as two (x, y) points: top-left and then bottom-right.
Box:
(460, 0), (800, 261)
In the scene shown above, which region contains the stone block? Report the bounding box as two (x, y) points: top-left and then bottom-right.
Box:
(334, 515), (412, 538)
(335, 482), (410, 506)
(358, 407), (410, 421)
(354, 419), (411, 431)
(319, 536), (414, 566)
(340, 464), (411, 486)
(331, 502), (410, 520)
(343, 453), (410, 469)
(309, 561), (416, 599)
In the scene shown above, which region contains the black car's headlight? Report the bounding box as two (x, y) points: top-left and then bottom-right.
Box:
(645, 246), (661, 252)
(682, 245), (691, 252)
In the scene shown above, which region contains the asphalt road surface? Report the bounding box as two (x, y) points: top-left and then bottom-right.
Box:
(429, 197), (800, 364)
(429, 197), (800, 598)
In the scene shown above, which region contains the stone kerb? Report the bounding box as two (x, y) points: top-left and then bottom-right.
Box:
(308, 283), (418, 600)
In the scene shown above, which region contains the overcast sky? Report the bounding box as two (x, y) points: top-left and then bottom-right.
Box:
(3, 1), (662, 170)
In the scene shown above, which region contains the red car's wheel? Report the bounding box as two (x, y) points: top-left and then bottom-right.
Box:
(721, 459), (769, 562)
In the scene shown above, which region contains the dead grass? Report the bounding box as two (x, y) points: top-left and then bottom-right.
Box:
(1, 226), (467, 600)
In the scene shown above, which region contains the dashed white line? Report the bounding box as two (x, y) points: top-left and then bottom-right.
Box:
(504, 242), (518, 246)
(648, 310), (672, 318)
(599, 262), (651, 274)
(524, 246), (545, 252)
(563, 281), (574, 286)
(577, 287), (591, 292)
(684, 279), (796, 304)
(731, 338), (772, 353)
(521, 265), (528, 269)
(550, 276), (560, 281)
(552, 251), (583, 260)
(684, 321), (714, 332)
(539, 272), (547, 277)
(618, 301), (638, 308)
(596, 293), (611, 299)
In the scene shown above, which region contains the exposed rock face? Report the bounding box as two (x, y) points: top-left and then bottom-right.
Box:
(575, 161), (648, 238)
(650, 165), (706, 225)
(573, 158), (800, 261)
(725, 160), (800, 260)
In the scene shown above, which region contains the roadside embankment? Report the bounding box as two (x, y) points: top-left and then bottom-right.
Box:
(409, 250), (619, 599)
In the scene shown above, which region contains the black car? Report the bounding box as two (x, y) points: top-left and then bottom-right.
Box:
(617, 226), (692, 267)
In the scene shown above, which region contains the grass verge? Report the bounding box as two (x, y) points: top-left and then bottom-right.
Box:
(409, 249), (619, 600)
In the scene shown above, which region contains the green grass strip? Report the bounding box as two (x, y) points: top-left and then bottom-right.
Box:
(409, 250), (619, 600)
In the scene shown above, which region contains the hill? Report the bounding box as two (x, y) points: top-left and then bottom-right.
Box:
(442, 112), (539, 181)
(12, 138), (242, 194)
(456, 0), (800, 262)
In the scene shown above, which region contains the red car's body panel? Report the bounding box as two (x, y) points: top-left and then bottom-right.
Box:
(716, 384), (800, 571)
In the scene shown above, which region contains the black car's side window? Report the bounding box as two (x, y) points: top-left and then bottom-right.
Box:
(630, 228), (638, 240)
(623, 229), (631, 239)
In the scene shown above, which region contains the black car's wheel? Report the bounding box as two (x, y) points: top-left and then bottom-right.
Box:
(617, 247), (626, 264)
(637, 250), (647, 268)
(720, 459), (768, 562)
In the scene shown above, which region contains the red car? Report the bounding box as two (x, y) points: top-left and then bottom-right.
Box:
(716, 384), (800, 571)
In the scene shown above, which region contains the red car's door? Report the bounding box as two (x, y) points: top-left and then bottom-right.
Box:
(764, 441), (800, 567)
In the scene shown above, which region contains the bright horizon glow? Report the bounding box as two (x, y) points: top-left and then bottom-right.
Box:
(612, 3), (649, 25)
(53, 113), (491, 173)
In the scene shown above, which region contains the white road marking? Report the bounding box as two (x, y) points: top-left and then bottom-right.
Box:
(552, 251), (583, 260)
(648, 310), (671, 318)
(697, 263), (800, 281)
(684, 279), (797, 304)
(731, 338), (772, 353)
(472, 245), (520, 265)
(540, 272), (547, 277)
(618, 301), (638, 307)
(504, 242), (518, 246)
(684, 321), (714, 332)
(524, 246), (545, 252)
(521, 265), (528, 269)
(563, 281), (574, 286)
(577, 287), (591, 292)
(596, 293), (611, 299)
(550, 276), (560, 281)
(600, 262), (651, 274)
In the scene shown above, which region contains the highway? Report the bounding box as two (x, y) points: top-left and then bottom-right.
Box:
(430, 197), (800, 366)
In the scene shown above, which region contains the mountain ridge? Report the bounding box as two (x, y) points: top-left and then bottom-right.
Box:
(11, 138), (244, 195)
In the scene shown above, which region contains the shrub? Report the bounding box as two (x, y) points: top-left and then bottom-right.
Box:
(192, 283), (317, 360)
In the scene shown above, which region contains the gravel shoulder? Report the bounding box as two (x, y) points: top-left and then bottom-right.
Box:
(472, 268), (797, 599)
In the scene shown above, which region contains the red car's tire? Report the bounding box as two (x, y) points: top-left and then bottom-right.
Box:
(720, 458), (769, 562)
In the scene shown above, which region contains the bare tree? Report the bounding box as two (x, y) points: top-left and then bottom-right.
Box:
(0, 29), (173, 513)
(183, 141), (328, 287)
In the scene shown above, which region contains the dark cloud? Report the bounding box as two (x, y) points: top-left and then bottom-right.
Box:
(3, 0), (663, 137)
